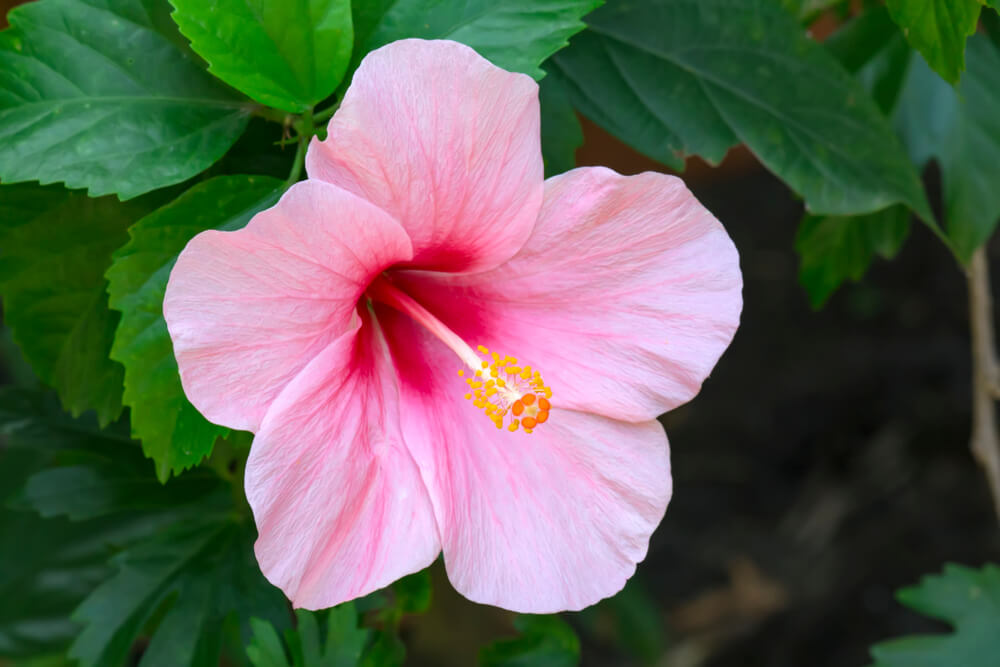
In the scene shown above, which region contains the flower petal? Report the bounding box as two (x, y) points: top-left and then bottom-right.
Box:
(246, 313), (440, 610)
(379, 306), (671, 613)
(392, 167), (742, 422)
(307, 39), (543, 273)
(164, 180), (413, 432)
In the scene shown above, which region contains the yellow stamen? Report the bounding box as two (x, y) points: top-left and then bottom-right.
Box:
(456, 347), (553, 435)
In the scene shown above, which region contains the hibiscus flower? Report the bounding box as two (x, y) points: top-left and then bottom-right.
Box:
(163, 39), (742, 613)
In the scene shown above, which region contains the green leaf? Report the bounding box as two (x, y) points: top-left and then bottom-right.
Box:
(795, 206), (911, 308)
(0, 389), (182, 658)
(885, 0), (981, 84)
(247, 618), (293, 667)
(985, 5), (1000, 50)
(479, 615), (580, 667)
(0, 501), (154, 658)
(247, 606), (370, 667)
(169, 0), (353, 113)
(572, 578), (664, 664)
(20, 457), (220, 521)
(6, 655), (77, 667)
(539, 73), (582, 177)
(0, 184), (166, 425)
(106, 175), (284, 481)
(795, 8), (918, 306)
(894, 36), (1000, 263)
(782, 0), (846, 21)
(825, 5), (913, 114)
(0, 323), (39, 389)
(321, 606), (370, 666)
(0, 387), (131, 458)
(351, 0), (394, 51)
(359, 631), (404, 667)
(390, 569), (432, 615)
(0, 388), (287, 667)
(356, 0), (602, 79)
(549, 26), (736, 170)
(548, 0), (933, 221)
(256, 568), (431, 667)
(69, 514), (289, 667)
(868, 563), (1000, 667)
(0, 0), (251, 199)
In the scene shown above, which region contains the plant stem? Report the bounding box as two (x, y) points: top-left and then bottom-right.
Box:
(312, 101), (340, 124)
(967, 246), (1000, 524)
(286, 134), (307, 187)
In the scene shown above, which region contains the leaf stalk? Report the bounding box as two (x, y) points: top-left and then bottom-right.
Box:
(966, 247), (1000, 524)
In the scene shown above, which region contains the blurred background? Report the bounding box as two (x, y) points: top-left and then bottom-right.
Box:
(2, 1), (999, 666)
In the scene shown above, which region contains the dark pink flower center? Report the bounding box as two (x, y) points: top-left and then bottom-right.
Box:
(368, 275), (552, 434)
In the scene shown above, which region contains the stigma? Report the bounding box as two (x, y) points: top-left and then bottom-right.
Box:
(458, 345), (552, 434)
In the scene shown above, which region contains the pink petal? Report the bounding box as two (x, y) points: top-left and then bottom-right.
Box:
(306, 39), (543, 273)
(379, 306), (670, 613)
(246, 313), (440, 610)
(391, 167), (742, 422)
(163, 180), (413, 432)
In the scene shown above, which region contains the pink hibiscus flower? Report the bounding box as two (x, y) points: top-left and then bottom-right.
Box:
(163, 39), (742, 613)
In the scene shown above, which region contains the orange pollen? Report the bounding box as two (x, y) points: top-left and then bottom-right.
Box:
(462, 345), (553, 435)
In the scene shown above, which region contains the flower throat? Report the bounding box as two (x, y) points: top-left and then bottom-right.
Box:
(368, 276), (552, 434)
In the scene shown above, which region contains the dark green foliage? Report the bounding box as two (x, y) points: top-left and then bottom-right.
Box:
(894, 36), (1000, 264)
(825, 5), (911, 114)
(245, 569), (434, 667)
(0, 185), (169, 425)
(782, 0), (847, 21)
(572, 578), (665, 664)
(549, 0), (933, 221)
(69, 514), (289, 667)
(539, 74), (583, 177)
(389, 570), (432, 616)
(480, 615), (580, 666)
(796, 206), (910, 308)
(0, 389), (187, 658)
(247, 606), (370, 667)
(0, 387), (288, 667)
(20, 451), (220, 521)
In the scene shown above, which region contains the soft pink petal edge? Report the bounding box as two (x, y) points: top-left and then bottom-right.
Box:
(246, 313), (440, 610)
(378, 306), (671, 613)
(392, 166), (743, 422)
(163, 179), (413, 432)
(307, 38), (544, 274)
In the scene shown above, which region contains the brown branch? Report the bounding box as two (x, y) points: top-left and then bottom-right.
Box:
(967, 247), (1000, 524)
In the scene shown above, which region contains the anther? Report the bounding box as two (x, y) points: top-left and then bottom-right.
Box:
(457, 347), (553, 435)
